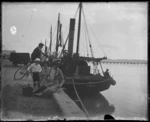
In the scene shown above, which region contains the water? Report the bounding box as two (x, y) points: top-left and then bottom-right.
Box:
(71, 63), (148, 120)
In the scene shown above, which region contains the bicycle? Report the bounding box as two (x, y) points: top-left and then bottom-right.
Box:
(14, 57), (50, 81)
(14, 62), (33, 80)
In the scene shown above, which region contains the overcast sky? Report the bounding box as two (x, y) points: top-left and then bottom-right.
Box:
(2, 2), (147, 60)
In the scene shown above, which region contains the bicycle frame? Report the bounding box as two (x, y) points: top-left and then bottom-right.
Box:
(14, 60), (48, 81)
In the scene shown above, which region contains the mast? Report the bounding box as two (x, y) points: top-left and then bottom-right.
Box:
(49, 25), (52, 53)
(76, 2), (82, 56)
(45, 39), (47, 55)
(56, 13), (60, 53)
(59, 23), (62, 46)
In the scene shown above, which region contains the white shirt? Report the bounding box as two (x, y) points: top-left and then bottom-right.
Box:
(27, 63), (42, 72)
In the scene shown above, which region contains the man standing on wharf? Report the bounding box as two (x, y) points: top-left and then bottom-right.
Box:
(31, 43), (47, 61)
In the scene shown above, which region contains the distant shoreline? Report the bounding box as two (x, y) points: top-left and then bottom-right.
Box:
(101, 59), (147, 64)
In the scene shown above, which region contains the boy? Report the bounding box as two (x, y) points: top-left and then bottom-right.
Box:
(27, 58), (42, 90)
(33, 58), (65, 96)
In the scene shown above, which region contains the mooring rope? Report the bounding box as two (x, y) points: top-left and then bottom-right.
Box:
(71, 77), (90, 119)
(99, 62), (104, 75)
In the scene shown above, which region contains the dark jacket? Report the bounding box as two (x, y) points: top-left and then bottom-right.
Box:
(104, 71), (110, 77)
(31, 47), (41, 61)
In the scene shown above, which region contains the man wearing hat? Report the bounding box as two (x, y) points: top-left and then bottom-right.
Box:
(31, 43), (47, 61)
(27, 58), (42, 89)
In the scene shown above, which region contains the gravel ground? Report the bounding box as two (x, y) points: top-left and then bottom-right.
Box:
(1, 64), (62, 121)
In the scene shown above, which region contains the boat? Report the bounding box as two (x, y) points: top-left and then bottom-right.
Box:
(52, 3), (116, 95)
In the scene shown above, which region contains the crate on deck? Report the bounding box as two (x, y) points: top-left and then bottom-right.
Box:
(10, 52), (30, 65)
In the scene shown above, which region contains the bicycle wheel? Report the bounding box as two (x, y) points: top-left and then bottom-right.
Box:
(14, 67), (27, 80)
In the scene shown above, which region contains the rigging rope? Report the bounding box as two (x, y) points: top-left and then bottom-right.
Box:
(58, 4), (80, 57)
(82, 5), (103, 75)
(81, 4), (107, 58)
(81, 32), (85, 56)
(74, 4), (80, 19)
(80, 25), (87, 57)
(82, 18), (90, 57)
(83, 14), (92, 57)
(63, 4), (79, 42)
(99, 62), (104, 75)
(88, 24), (107, 58)
(82, 8), (94, 58)
(83, 27), (87, 57)
(84, 25), (89, 57)
(63, 26), (69, 38)
(71, 78), (90, 119)
(58, 34), (69, 57)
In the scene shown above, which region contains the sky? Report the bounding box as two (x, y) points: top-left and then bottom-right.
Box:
(2, 2), (147, 60)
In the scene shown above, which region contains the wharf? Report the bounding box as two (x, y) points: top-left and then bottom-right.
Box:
(1, 62), (87, 120)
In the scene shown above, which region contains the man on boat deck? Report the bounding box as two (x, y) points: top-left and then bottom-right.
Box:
(33, 58), (65, 96)
(31, 43), (47, 61)
(104, 69), (110, 78)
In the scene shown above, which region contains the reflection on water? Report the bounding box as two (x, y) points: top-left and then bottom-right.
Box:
(100, 63), (147, 120)
(67, 92), (115, 118)
(77, 93), (115, 117)
(65, 64), (147, 120)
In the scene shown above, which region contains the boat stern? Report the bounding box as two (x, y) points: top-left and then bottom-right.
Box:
(109, 77), (116, 85)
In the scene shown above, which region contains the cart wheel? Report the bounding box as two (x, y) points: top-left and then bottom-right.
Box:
(14, 67), (27, 80)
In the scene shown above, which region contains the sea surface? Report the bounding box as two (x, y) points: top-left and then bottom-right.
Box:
(71, 63), (148, 120)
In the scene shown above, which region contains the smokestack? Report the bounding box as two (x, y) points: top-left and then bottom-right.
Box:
(68, 18), (75, 56)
